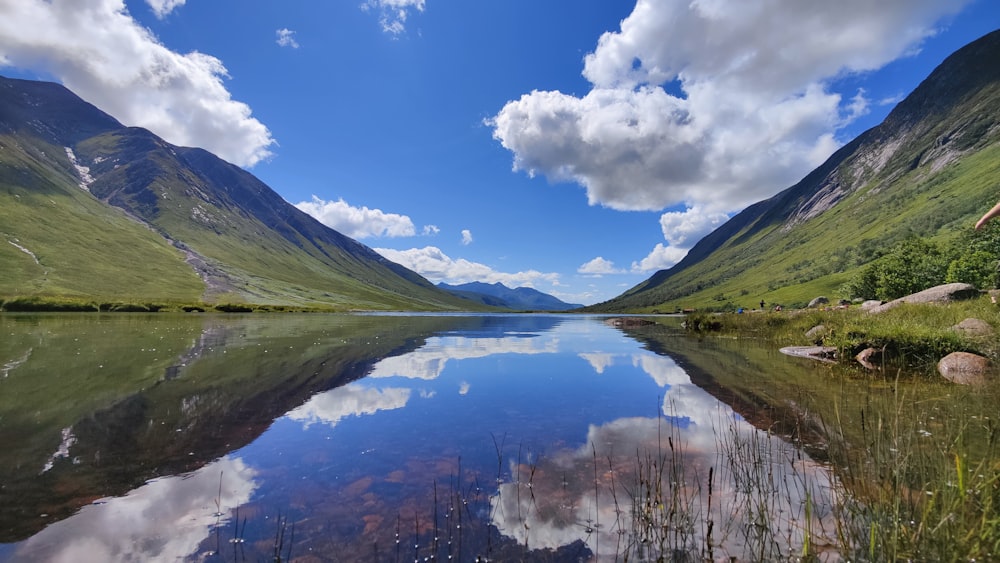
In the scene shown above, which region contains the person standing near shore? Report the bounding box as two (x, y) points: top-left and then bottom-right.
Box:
(975, 200), (1000, 230)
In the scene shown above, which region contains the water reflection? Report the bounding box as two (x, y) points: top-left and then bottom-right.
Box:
(0, 313), (839, 561)
(10, 456), (257, 562)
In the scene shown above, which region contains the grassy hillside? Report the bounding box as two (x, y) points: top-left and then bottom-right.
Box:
(0, 133), (205, 302)
(589, 30), (1000, 313)
(0, 76), (489, 311)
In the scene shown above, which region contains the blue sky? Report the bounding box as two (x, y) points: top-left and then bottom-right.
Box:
(0, 1), (998, 305)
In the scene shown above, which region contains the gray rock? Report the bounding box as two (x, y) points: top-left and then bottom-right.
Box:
(937, 351), (992, 385)
(805, 324), (828, 343)
(952, 318), (993, 338)
(868, 283), (979, 314)
(808, 296), (829, 308)
(860, 300), (883, 311)
(779, 346), (837, 363)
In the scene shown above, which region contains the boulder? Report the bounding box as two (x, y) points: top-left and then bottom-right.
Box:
(952, 318), (994, 338)
(859, 300), (883, 311)
(937, 351), (992, 385)
(808, 296), (829, 308)
(867, 283), (979, 314)
(805, 324), (828, 343)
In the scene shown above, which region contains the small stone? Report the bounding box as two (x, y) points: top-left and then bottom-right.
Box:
(856, 347), (879, 370)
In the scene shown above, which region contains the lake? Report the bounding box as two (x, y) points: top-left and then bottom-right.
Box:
(0, 312), (964, 561)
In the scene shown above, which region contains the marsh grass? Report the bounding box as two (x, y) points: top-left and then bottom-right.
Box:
(685, 297), (1000, 371)
(392, 381), (1000, 562)
(823, 375), (1000, 561)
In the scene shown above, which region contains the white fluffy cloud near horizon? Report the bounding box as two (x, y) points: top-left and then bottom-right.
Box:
(375, 245), (560, 288)
(493, 0), (968, 273)
(0, 0), (275, 168)
(295, 195), (427, 239)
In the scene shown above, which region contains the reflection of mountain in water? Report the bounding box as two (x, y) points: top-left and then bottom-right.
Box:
(0, 314), (505, 542)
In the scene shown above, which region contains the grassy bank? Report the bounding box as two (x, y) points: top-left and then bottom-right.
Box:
(683, 295), (1000, 373)
(0, 295), (347, 313)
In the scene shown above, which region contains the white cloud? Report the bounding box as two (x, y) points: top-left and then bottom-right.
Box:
(0, 0), (275, 168)
(146, 0), (185, 19)
(631, 243), (689, 273)
(295, 196), (416, 238)
(374, 246), (560, 288)
(460, 229), (473, 245)
(422, 225), (440, 236)
(577, 256), (625, 276)
(658, 206), (729, 247)
(490, 0), (967, 214)
(362, 0), (426, 36)
(276, 28), (299, 49)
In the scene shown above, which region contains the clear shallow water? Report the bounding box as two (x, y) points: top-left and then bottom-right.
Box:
(0, 313), (837, 562)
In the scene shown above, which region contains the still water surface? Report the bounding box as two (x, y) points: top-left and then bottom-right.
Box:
(0, 313), (839, 561)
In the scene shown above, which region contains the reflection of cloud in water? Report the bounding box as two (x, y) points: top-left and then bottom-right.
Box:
(369, 335), (559, 380)
(286, 384), (411, 429)
(579, 352), (615, 374)
(11, 456), (257, 562)
(491, 410), (837, 561)
(632, 353), (688, 387)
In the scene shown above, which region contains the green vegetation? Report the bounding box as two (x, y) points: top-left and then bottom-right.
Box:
(616, 312), (1000, 560)
(589, 32), (1000, 314)
(685, 297), (1000, 371)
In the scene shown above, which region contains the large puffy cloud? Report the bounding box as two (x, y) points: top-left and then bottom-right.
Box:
(296, 196), (418, 238)
(375, 245), (560, 288)
(491, 0), (966, 214)
(0, 0), (275, 167)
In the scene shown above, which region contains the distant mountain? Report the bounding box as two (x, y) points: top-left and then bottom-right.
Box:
(0, 75), (486, 310)
(587, 29), (1000, 313)
(438, 281), (583, 311)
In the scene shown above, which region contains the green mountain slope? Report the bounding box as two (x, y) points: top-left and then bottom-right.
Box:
(0, 76), (486, 310)
(589, 29), (1000, 313)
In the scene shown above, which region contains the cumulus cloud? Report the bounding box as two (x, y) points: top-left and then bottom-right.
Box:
(362, 0), (426, 36)
(460, 229), (473, 245)
(422, 225), (440, 236)
(295, 196), (418, 238)
(0, 0), (275, 168)
(490, 0), (966, 215)
(631, 243), (689, 273)
(276, 28), (299, 49)
(577, 256), (625, 276)
(146, 0), (185, 18)
(374, 246), (560, 288)
(658, 206), (730, 247)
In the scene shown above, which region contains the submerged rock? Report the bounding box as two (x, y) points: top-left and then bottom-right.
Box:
(779, 346), (837, 363)
(856, 347), (881, 370)
(605, 317), (655, 328)
(937, 351), (992, 385)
